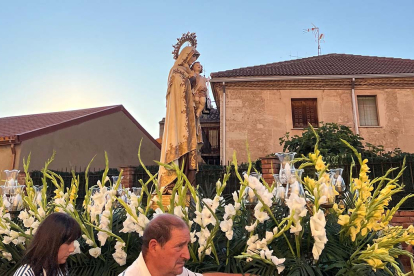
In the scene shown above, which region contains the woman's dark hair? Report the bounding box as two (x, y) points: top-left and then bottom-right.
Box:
(21, 212), (81, 276)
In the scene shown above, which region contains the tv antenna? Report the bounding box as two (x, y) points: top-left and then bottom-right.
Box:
(304, 24), (324, 55)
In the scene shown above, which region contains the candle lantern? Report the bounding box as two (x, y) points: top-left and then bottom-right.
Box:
(243, 172), (261, 205)
(1, 170), (25, 211)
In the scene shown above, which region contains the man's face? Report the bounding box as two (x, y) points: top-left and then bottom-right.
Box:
(155, 227), (191, 276)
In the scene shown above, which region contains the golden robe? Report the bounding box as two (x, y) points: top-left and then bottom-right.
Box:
(158, 46), (199, 190)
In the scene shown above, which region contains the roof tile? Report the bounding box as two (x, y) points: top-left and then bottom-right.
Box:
(211, 54), (414, 78)
(0, 106), (120, 138)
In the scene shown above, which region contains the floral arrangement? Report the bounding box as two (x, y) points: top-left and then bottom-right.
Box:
(1, 134), (414, 276)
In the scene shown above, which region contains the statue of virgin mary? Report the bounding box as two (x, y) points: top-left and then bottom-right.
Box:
(158, 44), (200, 192)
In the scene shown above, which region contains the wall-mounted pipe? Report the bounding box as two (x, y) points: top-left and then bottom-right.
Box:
(351, 78), (359, 135)
(11, 143), (16, 169)
(222, 82), (226, 165)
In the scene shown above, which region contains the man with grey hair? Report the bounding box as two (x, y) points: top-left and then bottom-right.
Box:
(119, 214), (247, 276)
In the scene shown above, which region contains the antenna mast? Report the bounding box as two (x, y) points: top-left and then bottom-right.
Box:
(304, 24), (324, 55)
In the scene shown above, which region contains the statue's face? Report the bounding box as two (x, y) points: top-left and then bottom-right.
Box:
(187, 54), (198, 65)
(192, 63), (202, 73)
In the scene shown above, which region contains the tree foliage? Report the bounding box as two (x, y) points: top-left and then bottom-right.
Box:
(279, 123), (364, 157)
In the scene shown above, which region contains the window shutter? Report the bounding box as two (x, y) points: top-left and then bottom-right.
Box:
(291, 99), (318, 128)
(292, 100), (304, 128)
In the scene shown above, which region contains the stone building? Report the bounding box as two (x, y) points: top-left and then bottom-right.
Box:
(210, 54), (414, 164)
(0, 105), (161, 174)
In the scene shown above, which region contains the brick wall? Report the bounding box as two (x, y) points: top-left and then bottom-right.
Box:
(260, 156), (280, 185)
(119, 166), (135, 188)
(389, 211), (414, 273)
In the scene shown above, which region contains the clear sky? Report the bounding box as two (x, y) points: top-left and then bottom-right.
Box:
(1, 0), (414, 138)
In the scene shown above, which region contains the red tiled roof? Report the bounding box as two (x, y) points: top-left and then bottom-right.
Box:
(210, 54), (414, 78)
(0, 105), (160, 149)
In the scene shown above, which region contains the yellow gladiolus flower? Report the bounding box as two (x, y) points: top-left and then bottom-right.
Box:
(338, 215), (350, 226)
(54, 189), (61, 199)
(350, 226), (358, 241)
(361, 227), (368, 236)
(315, 156), (325, 171)
(366, 258), (384, 271)
(309, 153), (317, 162)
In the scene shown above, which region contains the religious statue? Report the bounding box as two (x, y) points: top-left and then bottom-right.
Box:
(158, 32), (201, 194)
(190, 62), (209, 119)
(190, 61), (209, 145)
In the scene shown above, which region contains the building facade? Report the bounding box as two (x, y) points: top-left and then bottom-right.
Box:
(0, 105), (161, 174)
(210, 54), (414, 163)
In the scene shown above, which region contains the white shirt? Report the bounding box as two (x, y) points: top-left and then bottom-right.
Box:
(118, 253), (203, 276)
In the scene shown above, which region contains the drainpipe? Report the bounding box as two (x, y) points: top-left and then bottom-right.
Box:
(10, 143), (16, 169)
(351, 78), (359, 135)
(222, 82), (226, 165)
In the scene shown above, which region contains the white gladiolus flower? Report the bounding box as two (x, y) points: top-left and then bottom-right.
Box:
(254, 202), (270, 223)
(89, 247), (101, 258)
(66, 203), (74, 212)
(3, 195), (11, 208)
(205, 246), (212, 256)
(246, 234), (258, 247)
(271, 256), (286, 274)
(23, 217), (35, 228)
(190, 231), (197, 243)
(153, 208), (164, 218)
(232, 191), (239, 202)
(174, 206), (185, 218)
(310, 210), (328, 260)
(37, 207), (45, 218)
(286, 193), (307, 224)
(289, 223), (303, 234)
(2, 252), (12, 261)
(9, 230), (19, 240)
(36, 192), (42, 205)
(196, 228), (211, 245)
(2, 236), (13, 244)
(285, 193), (307, 235)
(12, 236), (26, 245)
(97, 231), (109, 246)
(18, 210), (30, 221)
(82, 235), (94, 246)
(200, 207), (216, 227)
(113, 241), (127, 266)
(223, 204), (236, 220)
(265, 231), (273, 242)
(225, 230), (234, 240)
(120, 215), (136, 233)
(258, 249), (285, 273)
(245, 221), (258, 232)
(220, 218), (234, 240)
(31, 221), (40, 234)
(72, 240), (81, 255)
(255, 209), (270, 223)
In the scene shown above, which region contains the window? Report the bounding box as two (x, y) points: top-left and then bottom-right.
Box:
(357, 96), (379, 126)
(291, 98), (319, 128)
(201, 127), (220, 154)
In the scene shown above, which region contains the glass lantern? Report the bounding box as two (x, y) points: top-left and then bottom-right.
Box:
(132, 187), (142, 196)
(275, 152), (297, 170)
(273, 174), (285, 205)
(243, 172), (261, 205)
(284, 169), (305, 200)
(1, 170), (25, 211)
(330, 168), (346, 194)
